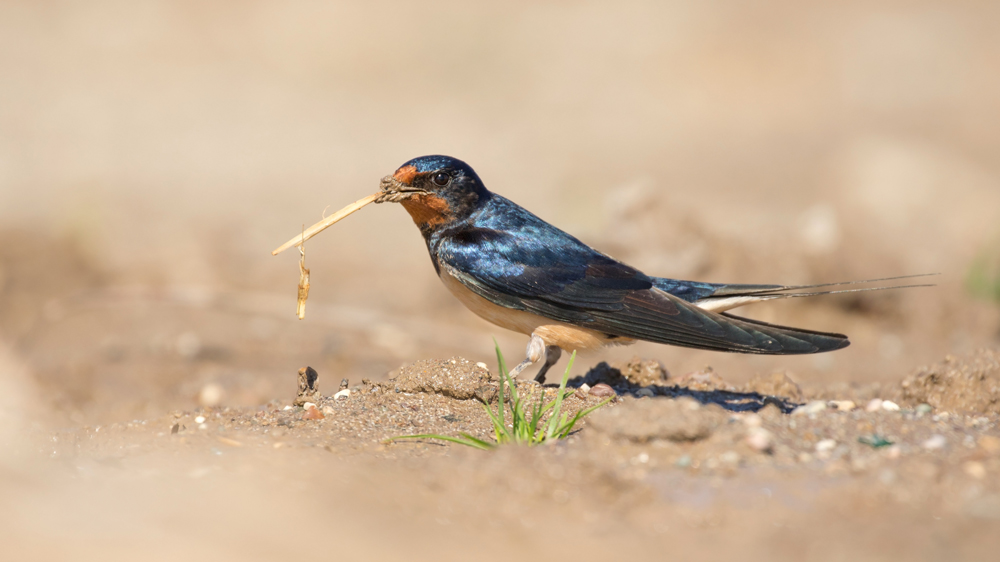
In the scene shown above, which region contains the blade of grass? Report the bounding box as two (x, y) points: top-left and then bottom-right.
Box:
(388, 433), (493, 451)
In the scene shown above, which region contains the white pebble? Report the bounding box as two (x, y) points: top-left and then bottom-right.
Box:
(881, 400), (900, 412)
(746, 428), (773, 453)
(922, 434), (947, 450)
(815, 439), (837, 453)
(334, 389), (351, 400)
(866, 399), (884, 412)
(194, 416), (206, 424)
(282, 405), (293, 410)
(828, 400), (856, 412)
(579, 383), (591, 393)
(792, 400), (827, 416)
(476, 362), (488, 370)
(742, 413), (763, 428)
(302, 402), (317, 410)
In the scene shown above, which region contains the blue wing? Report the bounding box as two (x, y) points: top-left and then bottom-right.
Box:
(431, 196), (848, 354)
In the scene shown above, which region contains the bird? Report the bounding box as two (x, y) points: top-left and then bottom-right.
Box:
(375, 155), (930, 383)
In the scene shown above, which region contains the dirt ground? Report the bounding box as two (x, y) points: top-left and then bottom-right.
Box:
(3, 2), (1000, 561)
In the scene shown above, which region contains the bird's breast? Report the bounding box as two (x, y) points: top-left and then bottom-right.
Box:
(437, 267), (634, 352)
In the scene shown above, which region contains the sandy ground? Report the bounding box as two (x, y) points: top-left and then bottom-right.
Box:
(2, 1), (1000, 560)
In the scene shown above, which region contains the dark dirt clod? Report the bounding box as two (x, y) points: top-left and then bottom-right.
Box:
(392, 357), (494, 400)
(295, 366), (321, 406)
(474, 384), (498, 404)
(588, 396), (727, 443)
(896, 348), (1000, 414)
(743, 371), (804, 402)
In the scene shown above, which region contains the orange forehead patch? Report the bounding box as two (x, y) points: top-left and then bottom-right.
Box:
(393, 165), (418, 185)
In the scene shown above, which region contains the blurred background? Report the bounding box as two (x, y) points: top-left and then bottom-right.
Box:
(1, 0), (999, 425)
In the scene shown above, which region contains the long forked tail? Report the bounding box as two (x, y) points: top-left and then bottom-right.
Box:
(689, 273), (938, 313)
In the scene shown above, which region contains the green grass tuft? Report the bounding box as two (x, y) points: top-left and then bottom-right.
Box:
(388, 341), (612, 449)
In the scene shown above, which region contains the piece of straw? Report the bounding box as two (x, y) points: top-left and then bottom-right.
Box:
(271, 192), (382, 256)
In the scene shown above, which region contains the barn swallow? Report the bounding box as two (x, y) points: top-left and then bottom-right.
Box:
(376, 155), (931, 383)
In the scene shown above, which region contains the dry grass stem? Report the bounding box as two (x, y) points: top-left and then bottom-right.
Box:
(271, 191), (382, 256)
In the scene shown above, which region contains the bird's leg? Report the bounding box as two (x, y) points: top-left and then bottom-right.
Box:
(533, 345), (562, 384)
(508, 333), (546, 380)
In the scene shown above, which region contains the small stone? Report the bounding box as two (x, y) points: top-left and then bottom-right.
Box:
(334, 389), (351, 400)
(791, 400), (827, 416)
(746, 427), (773, 453)
(798, 452), (813, 463)
(964, 461), (987, 479)
(474, 385), (498, 404)
(578, 383), (591, 394)
(866, 399), (884, 412)
(194, 416), (206, 424)
(922, 434), (947, 450)
(742, 413), (763, 428)
(636, 388), (654, 398)
(828, 400), (856, 412)
(884, 445), (902, 459)
(816, 439), (837, 453)
(303, 406), (325, 420)
(675, 455), (692, 468)
(476, 362), (488, 370)
(198, 423), (208, 430)
(916, 403), (933, 415)
(282, 405), (293, 411)
(340, 378), (349, 390)
(979, 435), (1000, 453)
(589, 383), (615, 398)
(719, 451), (740, 465)
(302, 402), (317, 410)
(881, 400), (900, 412)
(170, 423), (180, 434)
(198, 383), (224, 408)
(322, 405), (335, 415)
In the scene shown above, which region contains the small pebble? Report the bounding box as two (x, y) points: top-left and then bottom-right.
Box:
(816, 439), (837, 453)
(589, 383), (615, 398)
(302, 402), (317, 410)
(194, 416), (206, 424)
(828, 400), (855, 412)
(334, 389), (351, 400)
(675, 455), (692, 468)
(866, 399), (884, 412)
(578, 383), (591, 394)
(922, 434), (947, 450)
(881, 400), (900, 412)
(303, 407), (325, 421)
(719, 451), (740, 465)
(742, 413), (763, 428)
(321, 405), (336, 416)
(746, 427), (773, 453)
(964, 461), (987, 479)
(282, 405), (293, 411)
(884, 445), (902, 459)
(636, 388), (654, 398)
(475, 362), (488, 370)
(791, 400), (827, 416)
(916, 403), (933, 415)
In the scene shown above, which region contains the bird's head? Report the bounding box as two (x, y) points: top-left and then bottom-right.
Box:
(379, 155), (489, 233)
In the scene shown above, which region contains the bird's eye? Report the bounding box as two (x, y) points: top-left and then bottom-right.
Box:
(431, 172), (450, 186)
